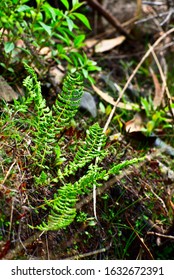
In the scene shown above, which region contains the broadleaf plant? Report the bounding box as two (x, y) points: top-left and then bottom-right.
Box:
(0, 0), (100, 80)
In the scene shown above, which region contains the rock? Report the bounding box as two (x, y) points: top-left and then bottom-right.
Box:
(0, 76), (18, 102)
(80, 91), (97, 117)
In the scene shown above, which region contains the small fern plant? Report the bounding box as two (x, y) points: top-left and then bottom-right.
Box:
(36, 125), (144, 231)
(5, 65), (144, 231)
(36, 148), (144, 231)
(13, 63), (84, 169)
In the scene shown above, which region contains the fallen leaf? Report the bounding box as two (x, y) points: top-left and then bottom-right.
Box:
(92, 84), (139, 110)
(109, 133), (122, 141)
(125, 112), (146, 133)
(16, 39), (25, 48)
(150, 67), (163, 109)
(39, 46), (50, 55)
(49, 66), (65, 86)
(85, 38), (98, 48)
(80, 91), (97, 117)
(95, 36), (125, 53)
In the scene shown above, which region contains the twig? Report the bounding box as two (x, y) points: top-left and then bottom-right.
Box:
(144, 181), (168, 215)
(142, 1), (165, 5)
(1, 160), (16, 185)
(147, 231), (174, 240)
(63, 245), (111, 260)
(147, 218), (164, 233)
(86, 0), (132, 39)
(126, 214), (154, 259)
(8, 198), (14, 240)
(1, 232), (41, 260)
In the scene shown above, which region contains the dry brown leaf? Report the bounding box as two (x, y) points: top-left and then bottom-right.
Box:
(39, 46), (50, 55)
(95, 36), (125, 53)
(150, 67), (163, 109)
(92, 84), (139, 110)
(125, 112), (146, 133)
(85, 38), (98, 48)
(49, 66), (65, 86)
(16, 39), (25, 48)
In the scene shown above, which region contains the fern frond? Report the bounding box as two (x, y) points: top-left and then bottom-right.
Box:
(62, 123), (107, 176)
(75, 164), (108, 194)
(13, 65), (41, 113)
(36, 183), (78, 231)
(20, 64), (57, 167)
(23, 63), (43, 106)
(36, 155), (144, 231)
(108, 157), (145, 175)
(53, 71), (84, 133)
(37, 164), (108, 231)
(14, 66), (85, 170)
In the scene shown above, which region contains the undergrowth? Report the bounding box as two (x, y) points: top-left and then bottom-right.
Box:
(0, 65), (143, 232)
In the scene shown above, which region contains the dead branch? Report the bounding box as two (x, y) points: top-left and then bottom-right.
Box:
(86, 0), (132, 38)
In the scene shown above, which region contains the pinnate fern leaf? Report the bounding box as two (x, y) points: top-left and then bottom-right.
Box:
(37, 183), (78, 231)
(36, 165), (108, 231)
(53, 71), (84, 133)
(62, 123), (107, 176)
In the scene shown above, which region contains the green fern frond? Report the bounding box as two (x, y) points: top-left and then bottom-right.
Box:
(23, 63), (43, 106)
(53, 71), (84, 133)
(19, 64), (57, 167)
(75, 164), (108, 194)
(24, 63), (48, 115)
(36, 164), (108, 231)
(62, 123), (107, 176)
(108, 157), (145, 175)
(13, 64), (41, 112)
(37, 155), (145, 231)
(36, 183), (78, 231)
(14, 66), (85, 169)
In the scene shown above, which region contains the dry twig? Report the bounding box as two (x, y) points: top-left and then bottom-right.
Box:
(86, 0), (132, 38)
(147, 231), (174, 240)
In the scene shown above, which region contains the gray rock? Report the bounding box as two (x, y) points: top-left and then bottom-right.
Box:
(0, 76), (18, 102)
(80, 91), (97, 117)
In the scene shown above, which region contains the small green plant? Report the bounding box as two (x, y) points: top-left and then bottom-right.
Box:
(0, 65), (144, 232)
(0, 0), (100, 80)
(141, 96), (172, 136)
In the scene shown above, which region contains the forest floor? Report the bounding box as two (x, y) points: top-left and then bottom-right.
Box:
(1, 0), (174, 260)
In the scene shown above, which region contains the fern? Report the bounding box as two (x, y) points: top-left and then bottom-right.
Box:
(108, 157), (145, 175)
(36, 121), (144, 231)
(36, 164), (108, 231)
(53, 71), (84, 134)
(37, 156), (145, 231)
(14, 63), (43, 113)
(37, 183), (78, 231)
(37, 122), (108, 231)
(14, 65), (84, 169)
(21, 64), (56, 167)
(5, 65), (144, 232)
(61, 123), (107, 177)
